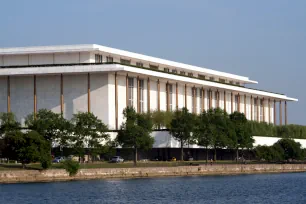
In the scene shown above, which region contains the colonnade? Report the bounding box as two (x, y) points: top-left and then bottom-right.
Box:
(5, 74), (288, 130)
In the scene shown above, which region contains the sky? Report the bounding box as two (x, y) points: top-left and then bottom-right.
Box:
(0, 0), (305, 124)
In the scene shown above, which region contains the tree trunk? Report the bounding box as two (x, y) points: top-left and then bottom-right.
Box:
(134, 147), (137, 166)
(214, 147), (217, 161)
(180, 141), (184, 161)
(236, 148), (239, 163)
(206, 145), (208, 164)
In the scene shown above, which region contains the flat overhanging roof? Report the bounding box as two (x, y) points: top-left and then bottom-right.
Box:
(0, 63), (297, 102)
(0, 44), (257, 84)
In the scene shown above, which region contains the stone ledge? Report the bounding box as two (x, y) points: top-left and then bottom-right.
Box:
(1, 164), (306, 184)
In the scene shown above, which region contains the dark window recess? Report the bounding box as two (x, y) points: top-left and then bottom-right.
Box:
(120, 59), (131, 65)
(209, 77), (215, 81)
(198, 74), (205, 79)
(164, 68), (170, 72)
(188, 73), (193, 77)
(106, 56), (113, 63)
(149, 64), (159, 69)
(95, 54), (103, 63)
(172, 70), (177, 74)
(136, 62), (143, 67)
(180, 71), (185, 75)
(219, 78), (226, 83)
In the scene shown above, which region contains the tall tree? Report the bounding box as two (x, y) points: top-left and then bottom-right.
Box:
(116, 107), (154, 166)
(0, 112), (21, 135)
(169, 108), (195, 161)
(208, 108), (230, 161)
(71, 112), (109, 162)
(194, 110), (212, 163)
(0, 113), (22, 163)
(25, 109), (72, 157)
(230, 111), (254, 162)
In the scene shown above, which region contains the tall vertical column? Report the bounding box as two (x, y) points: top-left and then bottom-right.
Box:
(137, 76), (140, 113)
(7, 76), (10, 113)
(34, 75), (37, 118)
(237, 94), (240, 112)
(157, 79), (160, 111)
(115, 72), (118, 130)
(244, 94), (247, 116)
(202, 88), (205, 112)
(231, 92), (233, 113)
(279, 101), (282, 125)
(285, 101), (287, 125)
(208, 90), (212, 109)
(274, 100), (276, 125)
(60, 74), (64, 115)
(263, 98), (265, 122)
(257, 96), (259, 122)
(193, 86), (196, 113)
(251, 95), (253, 120)
(87, 73), (91, 113)
(184, 84), (187, 108)
(166, 82), (170, 111)
(268, 99), (271, 124)
(176, 82), (178, 110)
(216, 90), (219, 108)
(126, 74), (129, 107)
(224, 91), (226, 112)
(147, 77), (150, 112)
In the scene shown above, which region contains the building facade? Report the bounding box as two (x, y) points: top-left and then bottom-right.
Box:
(0, 44), (298, 158)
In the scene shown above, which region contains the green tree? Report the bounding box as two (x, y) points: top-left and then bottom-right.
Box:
(0, 112), (21, 135)
(255, 145), (284, 162)
(230, 111), (254, 162)
(208, 108), (230, 161)
(116, 107), (154, 166)
(25, 109), (72, 160)
(169, 108), (195, 161)
(71, 112), (109, 162)
(2, 129), (50, 169)
(0, 113), (22, 163)
(273, 138), (304, 160)
(151, 110), (173, 129)
(194, 110), (212, 163)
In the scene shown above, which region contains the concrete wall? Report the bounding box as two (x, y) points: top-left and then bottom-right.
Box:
(0, 76), (7, 113)
(1, 52), (91, 66)
(1, 72), (276, 127)
(1, 164), (306, 184)
(10, 76), (34, 125)
(36, 75), (61, 113)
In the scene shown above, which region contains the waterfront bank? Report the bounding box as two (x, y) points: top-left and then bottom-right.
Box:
(1, 164), (306, 183)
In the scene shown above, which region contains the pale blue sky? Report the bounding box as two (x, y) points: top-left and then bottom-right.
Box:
(1, 0), (305, 124)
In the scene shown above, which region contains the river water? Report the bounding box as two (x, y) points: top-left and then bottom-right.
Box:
(1, 173), (306, 204)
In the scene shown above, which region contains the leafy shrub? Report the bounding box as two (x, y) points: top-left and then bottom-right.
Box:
(40, 154), (52, 169)
(62, 160), (80, 176)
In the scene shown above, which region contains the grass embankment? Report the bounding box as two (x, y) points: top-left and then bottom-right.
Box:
(0, 160), (239, 171)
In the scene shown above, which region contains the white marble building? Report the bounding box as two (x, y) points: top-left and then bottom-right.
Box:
(0, 44), (298, 151)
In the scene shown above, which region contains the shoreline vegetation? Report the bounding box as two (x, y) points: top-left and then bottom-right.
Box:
(1, 107), (305, 175)
(0, 163), (306, 184)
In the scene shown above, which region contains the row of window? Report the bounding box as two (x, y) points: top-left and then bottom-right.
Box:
(95, 54), (241, 86)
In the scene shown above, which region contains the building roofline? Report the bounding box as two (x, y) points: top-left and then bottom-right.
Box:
(0, 44), (257, 84)
(0, 63), (297, 101)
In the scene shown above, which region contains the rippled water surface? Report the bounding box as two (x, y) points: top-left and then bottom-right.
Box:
(1, 173), (306, 204)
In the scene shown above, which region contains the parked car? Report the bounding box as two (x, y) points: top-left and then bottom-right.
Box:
(52, 156), (65, 163)
(111, 156), (124, 163)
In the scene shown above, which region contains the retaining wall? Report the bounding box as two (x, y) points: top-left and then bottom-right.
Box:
(1, 164), (306, 184)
